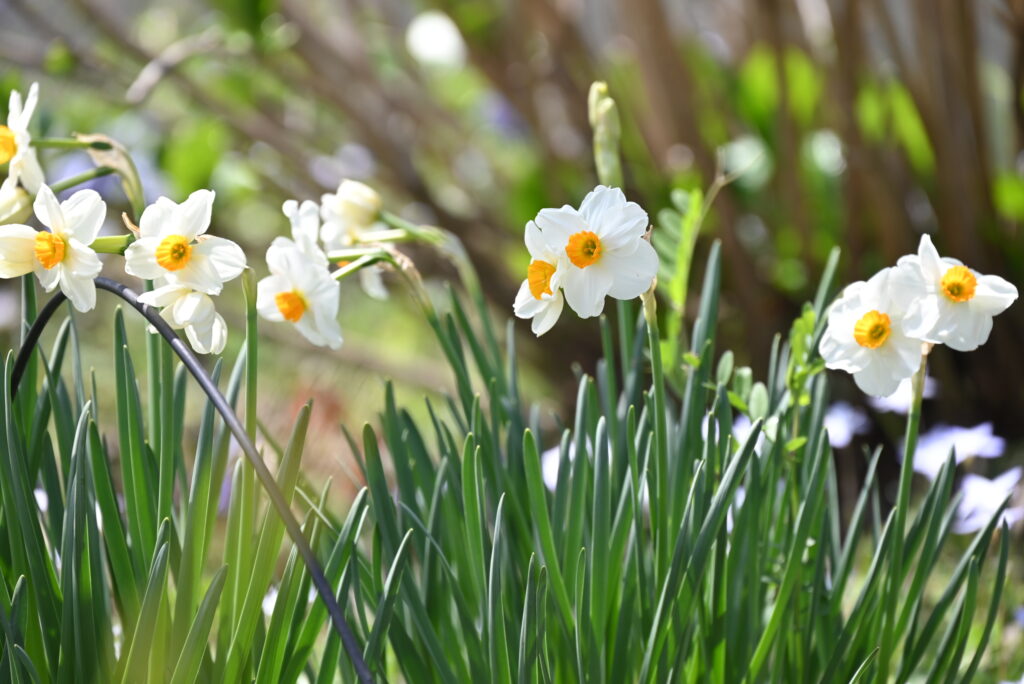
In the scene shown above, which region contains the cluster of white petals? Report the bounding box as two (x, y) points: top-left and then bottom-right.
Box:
(514, 185), (659, 335)
(0, 185), (103, 311)
(1, 83), (45, 194)
(820, 235), (1017, 396)
(256, 200), (343, 349)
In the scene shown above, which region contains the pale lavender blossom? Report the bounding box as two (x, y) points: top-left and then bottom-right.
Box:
(906, 422), (1006, 481)
(952, 467), (1024, 535)
(824, 401), (870, 448)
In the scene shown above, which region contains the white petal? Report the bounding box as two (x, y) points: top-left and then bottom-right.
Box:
(560, 266), (610, 319)
(58, 271), (97, 312)
(18, 83), (38, 130)
(942, 308), (993, 352)
(32, 261), (60, 291)
(138, 197), (179, 239)
(172, 253), (226, 295)
(170, 291), (214, 326)
(123, 238), (166, 280)
(514, 279), (547, 318)
(137, 283), (190, 308)
(578, 185), (649, 251)
(916, 234), (944, 283)
(64, 241), (102, 279)
(7, 88), (22, 127)
(33, 185), (64, 233)
(605, 240), (658, 300)
(16, 150), (45, 194)
(185, 311), (227, 354)
(61, 190), (106, 244)
(971, 274), (1017, 316)
(256, 275), (289, 322)
(524, 221), (547, 259)
(284, 199), (321, 256)
(178, 189), (215, 239)
(195, 236), (246, 282)
(359, 266), (388, 300)
(531, 293), (563, 336)
(535, 206), (584, 252)
(0, 225), (38, 277)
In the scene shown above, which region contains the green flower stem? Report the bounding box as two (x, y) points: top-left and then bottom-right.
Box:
(32, 138), (113, 150)
(242, 269), (258, 441)
(325, 247), (388, 261)
(48, 166), (116, 193)
(331, 254), (382, 281)
(90, 234), (135, 254)
(878, 351), (929, 679)
(353, 228), (407, 243)
(379, 211), (446, 247)
(642, 287), (670, 574)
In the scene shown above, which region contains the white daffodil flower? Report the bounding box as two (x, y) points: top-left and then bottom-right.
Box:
(257, 238), (343, 349)
(819, 267), (923, 397)
(124, 189), (246, 295)
(291, 195), (388, 300)
(0, 177), (32, 225)
(513, 221), (565, 336)
(896, 234), (1018, 352)
(283, 198), (325, 264)
(320, 179), (381, 250)
(1, 83), (45, 193)
(535, 185), (658, 318)
(0, 185), (103, 311)
(137, 281), (228, 355)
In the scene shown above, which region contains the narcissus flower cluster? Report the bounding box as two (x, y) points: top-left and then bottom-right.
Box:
(514, 185), (659, 335)
(820, 235), (1017, 396)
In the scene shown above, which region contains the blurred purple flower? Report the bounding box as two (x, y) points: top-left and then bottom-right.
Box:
(824, 401), (869, 448)
(906, 422), (1006, 481)
(952, 467), (1024, 535)
(867, 373), (937, 414)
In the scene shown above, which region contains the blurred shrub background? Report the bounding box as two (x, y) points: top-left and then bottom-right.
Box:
(1, 0), (1023, 466)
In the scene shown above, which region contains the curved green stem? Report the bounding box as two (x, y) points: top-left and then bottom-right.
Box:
(878, 352), (928, 680)
(48, 166), (116, 194)
(33, 138), (113, 150)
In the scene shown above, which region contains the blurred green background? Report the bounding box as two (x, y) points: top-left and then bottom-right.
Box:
(1, 0), (1023, 475)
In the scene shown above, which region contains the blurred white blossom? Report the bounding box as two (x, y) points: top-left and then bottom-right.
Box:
(906, 422), (1005, 481)
(952, 467), (1023, 535)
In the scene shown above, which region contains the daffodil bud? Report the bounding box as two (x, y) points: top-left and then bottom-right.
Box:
(0, 182), (32, 225)
(325, 180), (381, 231)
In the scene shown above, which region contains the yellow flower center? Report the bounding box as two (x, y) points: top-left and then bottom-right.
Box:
(566, 230), (603, 268)
(853, 310), (891, 349)
(155, 234), (193, 271)
(34, 232), (67, 269)
(940, 265), (976, 303)
(275, 290), (307, 322)
(0, 125), (16, 165)
(527, 260), (557, 299)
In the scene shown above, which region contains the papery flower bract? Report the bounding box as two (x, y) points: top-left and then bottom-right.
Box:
(320, 179), (381, 250)
(952, 467), (1024, 535)
(898, 234), (1018, 351)
(0, 177), (32, 225)
(124, 190), (245, 294)
(0, 185), (103, 311)
(513, 221), (564, 335)
(819, 267), (922, 397)
(535, 185), (658, 318)
(906, 422), (1006, 481)
(257, 238), (343, 349)
(137, 281), (228, 354)
(2, 83), (45, 193)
